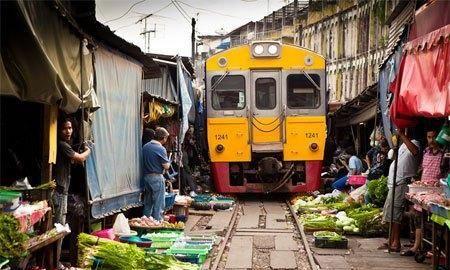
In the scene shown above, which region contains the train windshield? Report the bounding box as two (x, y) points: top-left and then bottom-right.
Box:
(287, 74), (320, 108)
(212, 75), (245, 110)
(255, 78), (276, 110)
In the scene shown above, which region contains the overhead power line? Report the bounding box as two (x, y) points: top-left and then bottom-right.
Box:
(136, 2), (174, 23)
(177, 0), (251, 20)
(171, 0), (191, 24)
(105, 0), (147, 23)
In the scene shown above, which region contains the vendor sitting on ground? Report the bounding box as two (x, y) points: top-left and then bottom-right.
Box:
(142, 127), (171, 221)
(401, 128), (444, 256)
(331, 147), (363, 191)
(380, 128), (420, 252)
(367, 140), (390, 181)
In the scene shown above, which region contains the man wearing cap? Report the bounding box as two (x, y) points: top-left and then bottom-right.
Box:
(142, 127), (171, 221)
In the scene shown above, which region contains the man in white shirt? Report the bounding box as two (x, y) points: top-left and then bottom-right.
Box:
(381, 128), (420, 252)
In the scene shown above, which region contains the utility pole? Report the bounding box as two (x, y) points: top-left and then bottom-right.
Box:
(140, 16), (157, 53)
(191, 17), (196, 63)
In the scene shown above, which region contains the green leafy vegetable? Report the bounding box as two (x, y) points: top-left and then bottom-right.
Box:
(299, 214), (337, 231)
(0, 213), (29, 261)
(313, 231), (343, 241)
(367, 176), (388, 207)
(78, 233), (199, 270)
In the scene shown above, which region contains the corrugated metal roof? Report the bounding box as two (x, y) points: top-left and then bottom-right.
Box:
(386, 1), (414, 53)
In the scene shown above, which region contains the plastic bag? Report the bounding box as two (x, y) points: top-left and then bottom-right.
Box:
(349, 184), (367, 203)
(113, 213), (130, 235)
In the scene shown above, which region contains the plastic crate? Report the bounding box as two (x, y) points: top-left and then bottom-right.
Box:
(165, 193), (176, 210)
(429, 203), (450, 219)
(348, 175), (367, 186)
(165, 248), (208, 264)
(314, 237), (348, 249)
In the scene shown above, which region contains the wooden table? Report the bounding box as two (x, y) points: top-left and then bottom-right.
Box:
(19, 230), (69, 270)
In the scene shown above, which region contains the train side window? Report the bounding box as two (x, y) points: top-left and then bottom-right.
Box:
(255, 78), (276, 110)
(287, 74), (320, 109)
(211, 75), (245, 110)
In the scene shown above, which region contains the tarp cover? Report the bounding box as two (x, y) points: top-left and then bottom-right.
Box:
(178, 58), (193, 143)
(379, 42), (404, 147)
(142, 66), (178, 103)
(389, 26), (450, 128)
(0, 1), (98, 112)
(86, 48), (142, 218)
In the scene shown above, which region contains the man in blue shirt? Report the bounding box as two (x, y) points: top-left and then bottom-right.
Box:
(142, 127), (171, 221)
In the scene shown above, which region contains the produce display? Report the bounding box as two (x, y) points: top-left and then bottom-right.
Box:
(313, 231), (343, 241)
(292, 193), (385, 236)
(335, 212), (359, 233)
(299, 214), (337, 231)
(78, 233), (198, 270)
(0, 213), (29, 261)
(366, 175), (388, 207)
(27, 229), (59, 249)
(129, 216), (185, 229)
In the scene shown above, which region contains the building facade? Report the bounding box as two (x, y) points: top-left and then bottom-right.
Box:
(299, 0), (389, 104)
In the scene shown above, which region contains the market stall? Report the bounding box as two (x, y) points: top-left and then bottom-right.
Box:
(0, 182), (72, 269)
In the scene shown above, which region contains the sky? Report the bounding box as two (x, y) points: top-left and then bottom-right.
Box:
(96, 0), (291, 56)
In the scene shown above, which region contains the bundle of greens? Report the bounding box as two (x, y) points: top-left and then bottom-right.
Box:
(0, 213), (29, 261)
(78, 233), (146, 270)
(313, 231), (343, 241)
(366, 175), (388, 207)
(145, 254), (199, 270)
(299, 214), (337, 231)
(346, 204), (381, 231)
(78, 233), (199, 270)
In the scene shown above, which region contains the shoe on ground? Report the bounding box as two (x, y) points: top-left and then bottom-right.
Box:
(189, 191), (197, 197)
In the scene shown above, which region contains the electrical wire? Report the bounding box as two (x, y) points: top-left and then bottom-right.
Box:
(104, 0), (147, 23)
(177, 0), (252, 20)
(171, 0), (191, 24)
(135, 2), (174, 23)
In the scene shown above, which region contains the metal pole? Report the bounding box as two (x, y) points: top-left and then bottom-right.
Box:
(80, 41), (91, 233)
(191, 18), (196, 62)
(176, 58), (182, 194)
(388, 138), (399, 253)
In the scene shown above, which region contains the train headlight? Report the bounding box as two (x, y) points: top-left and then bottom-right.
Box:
(215, 144), (225, 153)
(309, 143), (319, 152)
(253, 44), (264, 55)
(268, 44), (278, 55)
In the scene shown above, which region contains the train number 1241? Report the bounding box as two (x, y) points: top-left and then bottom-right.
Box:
(215, 134), (228, 140)
(305, 132), (319, 138)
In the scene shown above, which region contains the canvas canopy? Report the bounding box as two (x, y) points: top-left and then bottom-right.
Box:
(0, 1), (98, 112)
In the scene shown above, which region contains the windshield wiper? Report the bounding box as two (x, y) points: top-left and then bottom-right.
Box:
(211, 71), (230, 91)
(300, 69), (321, 91)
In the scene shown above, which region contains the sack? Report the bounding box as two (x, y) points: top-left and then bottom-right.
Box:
(112, 213), (130, 235)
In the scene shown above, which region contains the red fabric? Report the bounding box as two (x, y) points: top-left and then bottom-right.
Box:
(390, 40), (450, 127)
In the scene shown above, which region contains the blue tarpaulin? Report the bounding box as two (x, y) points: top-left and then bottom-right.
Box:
(86, 48), (143, 218)
(379, 41), (404, 148)
(178, 58), (193, 143)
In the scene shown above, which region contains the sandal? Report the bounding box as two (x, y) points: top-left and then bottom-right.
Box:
(400, 249), (415, 256)
(377, 243), (389, 250)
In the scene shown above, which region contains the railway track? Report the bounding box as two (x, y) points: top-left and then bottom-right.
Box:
(208, 196), (316, 270)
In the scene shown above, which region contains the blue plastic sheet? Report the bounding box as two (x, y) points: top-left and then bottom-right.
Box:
(379, 44), (403, 148)
(86, 48), (143, 218)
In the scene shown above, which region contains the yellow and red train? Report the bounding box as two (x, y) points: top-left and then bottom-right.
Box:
(205, 41), (326, 193)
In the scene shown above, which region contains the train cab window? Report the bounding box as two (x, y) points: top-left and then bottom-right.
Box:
(287, 74), (320, 108)
(212, 75), (245, 110)
(255, 78), (276, 110)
